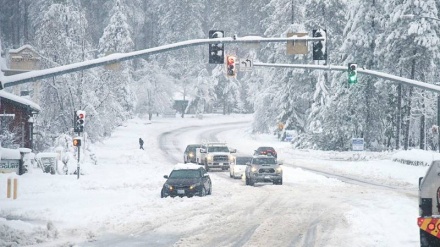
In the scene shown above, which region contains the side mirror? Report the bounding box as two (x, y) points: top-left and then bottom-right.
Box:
(230, 148), (237, 153)
(200, 149), (206, 153)
(278, 160), (284, 165)
(204, 173), (209, 177)
(164, 175), (169, 179)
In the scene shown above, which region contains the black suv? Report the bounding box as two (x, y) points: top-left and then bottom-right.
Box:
(183, 144), (201, 163)
(161, 164), (212, 198)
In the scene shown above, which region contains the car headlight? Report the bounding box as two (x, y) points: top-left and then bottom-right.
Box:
(207, 156), (213, 161)
(229, 155), (234, 162)
(251, 167), (258, 173)
(276, 167), (282, 173)
(165, 184), (174, 190)
(189, 183), (199, 190)
(189, 152), (194, 158)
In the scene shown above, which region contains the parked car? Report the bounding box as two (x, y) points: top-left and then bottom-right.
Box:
(244, 155), (283, 186)
(183, 144), (201, 163)
(254, 146), (277, 158)
(161, 164), (212, 198)
(282, 130), (295, 142)
(230, 155), (252, 179)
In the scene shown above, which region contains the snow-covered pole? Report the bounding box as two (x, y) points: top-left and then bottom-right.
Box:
(0, 35), (322, 89)
(253, 63), (440, 94)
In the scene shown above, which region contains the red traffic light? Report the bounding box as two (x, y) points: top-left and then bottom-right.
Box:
(73, 138), (81, 146)
(76, 110), (86, 119)
(226, 55), (237, 77)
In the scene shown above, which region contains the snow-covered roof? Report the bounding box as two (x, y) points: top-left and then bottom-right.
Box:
(8, 45), (38, 54)
(0, 148), (20, 160)
(0, 90), (41, 112)
(173, 163), (203, 170)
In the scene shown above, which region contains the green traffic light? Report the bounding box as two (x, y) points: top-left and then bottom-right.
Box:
(348, 73), (357, 84)
(348, 63), (358, 84)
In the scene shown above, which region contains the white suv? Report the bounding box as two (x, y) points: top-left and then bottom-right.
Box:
(230, 155), (252, 179)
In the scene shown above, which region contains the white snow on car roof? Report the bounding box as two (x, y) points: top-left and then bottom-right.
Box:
(173, 163), (203, 170)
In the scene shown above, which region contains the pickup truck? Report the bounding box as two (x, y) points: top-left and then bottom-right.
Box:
(195, 142), (236, 171)
(244, 155), (283, 186)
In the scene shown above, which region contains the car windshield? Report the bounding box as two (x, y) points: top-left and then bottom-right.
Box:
(186, 145), (199, 152)
(169, 170), (201, 178)
(187, 147), (197, 152)
(252, 158), (276, 165)
(208, 146), (229, 152)
(236, 157), (252, 165)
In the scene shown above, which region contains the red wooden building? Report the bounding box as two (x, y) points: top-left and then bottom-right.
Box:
(0, 90), (40, 149)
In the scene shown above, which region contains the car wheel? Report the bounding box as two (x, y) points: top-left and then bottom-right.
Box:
(208, 184), (212, 195)
(199, 188), (206, 197)
(249, 179), (255, 186)
(245, 175), (249, 185)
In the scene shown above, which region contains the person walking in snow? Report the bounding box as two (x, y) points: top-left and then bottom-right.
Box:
(139, 138), (144, 150)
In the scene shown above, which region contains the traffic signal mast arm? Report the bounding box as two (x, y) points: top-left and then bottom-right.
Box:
(0, 36), (324, 89)
(253, 62), (440, 94)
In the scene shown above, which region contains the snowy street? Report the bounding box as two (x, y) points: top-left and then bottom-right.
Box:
(0, 114), (432, 246)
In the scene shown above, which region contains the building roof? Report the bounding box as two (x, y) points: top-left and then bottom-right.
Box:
(0, 90), (41, 112)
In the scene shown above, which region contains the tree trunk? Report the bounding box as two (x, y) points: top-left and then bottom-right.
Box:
(420, 114), (425, 150)
(420, 93), (425, 150)
(404, 53), (416, 150)
(396, 84), (402, 149)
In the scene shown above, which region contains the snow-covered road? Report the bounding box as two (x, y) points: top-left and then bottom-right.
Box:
(0, 114), (431, 246)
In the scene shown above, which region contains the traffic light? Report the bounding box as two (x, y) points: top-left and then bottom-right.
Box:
(208, 30), (224, 64)
(74, 110), (86, 133)
(348, 63), (358, 84)
(73, 138), (81, 147)
(226, 55), (237, 77)
(312, 29), (327, 61)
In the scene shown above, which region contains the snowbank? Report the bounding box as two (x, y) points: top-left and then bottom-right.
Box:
(392, 149), (440, 167)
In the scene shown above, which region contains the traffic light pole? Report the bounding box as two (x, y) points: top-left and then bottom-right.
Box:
(0, 36), (323, 89)
(77, 143), (80, 179)
(438, 96), (440, 153)
(253, 63), (440, 94)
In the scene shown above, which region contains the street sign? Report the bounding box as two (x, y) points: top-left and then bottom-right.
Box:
(239, 58), (253, 72)
(352, 138), (364, 151)
(104, 52), (121, 71)
(287, 33), (308, 55)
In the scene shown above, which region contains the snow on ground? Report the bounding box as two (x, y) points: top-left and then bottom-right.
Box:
(0, 113), (436, 246)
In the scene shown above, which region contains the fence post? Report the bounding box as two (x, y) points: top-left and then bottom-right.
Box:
(7, 178), (11, 198)
(13, 178), (17, 199)
(6, 178), (18, 199)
